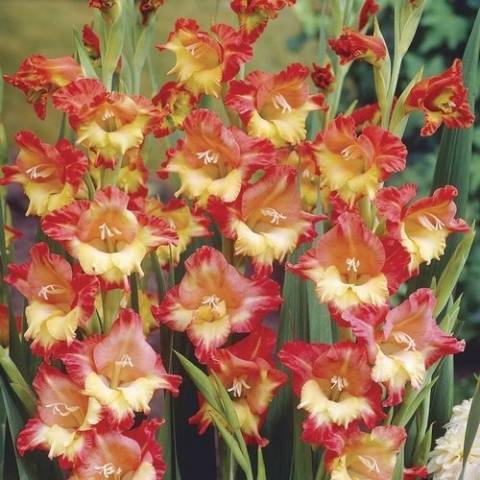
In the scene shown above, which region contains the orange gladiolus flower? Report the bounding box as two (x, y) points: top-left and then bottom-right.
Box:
(230, 0), (296, 42)
(325, 426), (406, 480)
(343, 288), (465, 406)
(209, 165), (324, 277)
(288, 213), (410, 311)
(69, 420), (166, 479)
(405, 59), (474, 136)
(62, 309), (181, 424)
(0, 131), (88, 216)
(152, 81), (199, 137)
(376, 184), (469, 272)
(159, 18), (252, 97)
(17, 364), (102, 465)
(159, 109), (276, 205)
(153, 246), (281, 360)
(315, 116), (407, 205)
(53, 78), (158, 168)
(41, 187), (177, 284)
(226, 64), (326, 146)
(329, 28), (387, 66)
(190, 327), (287, 446)
(6, 243), (98, 356)
(279, 341), (384, 450)
(140, 196), (210, 266)
(3, 55), (82, 119)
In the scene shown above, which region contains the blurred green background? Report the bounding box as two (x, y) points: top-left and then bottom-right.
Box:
(0, 0), (479, 385)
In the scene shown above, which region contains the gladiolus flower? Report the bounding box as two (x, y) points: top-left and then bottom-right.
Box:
(405, 59), (474, 136)
(288, 212), (409, 311)
(152, 81), (199, 137)
(114, 148), (149, 195)
(351, 101), (382, 130)
(159, 109), (276, 205)
(325, 426), (406, 479)
(139, 0), (165, 25)
(358, 0), (380, 30)
(311, 62), (335, 92)
(226, 64), (326, 147)
(138, 291), (159, 334)
(190, 327), (287, 446)
(3, 55), (82, 119)
(159, 18), (252, 97)
(153, 246), (281, 360)
(69, 420), (166, 479)
(343, 288), (465, 406)
(82, 25), (101, 61)
(62, 309), (181, 424)
(17, 364), (102, 464)
(5, 243), (98, 356)
(376, 184), (469, 272)
(279, 341), (384, 449)
(0, 131), (88, 216)
(315, 116), (407, 205)
(230, 0), (296, 42)
(89, 0), (122, 22)
(0, 304), (8, 347)
(209, 165), (323, 277)
(41, 187), (177, 284)
(141, 196), (210, 266)
(53, 78), (158, 168)
(329, 28), (387, 66)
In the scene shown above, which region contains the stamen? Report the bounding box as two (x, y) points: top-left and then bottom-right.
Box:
(201, 295), (222, 311)
(186, 43), (200, 56)
(94, 463), (122, 478)
(118, 354), (134, 368)
(418, 213), (445, 231)
(345, 257), (360, 273)
(38, 284), (63, 300)
(261, 207), (287, 225)
(25, 166), (41, 179)
(392, 331), (416, 351)
(227, 378), (251, 398)
(99, 223), (122, 240)
(272, 94), (292, 114)
(45, 402), (80, 417)
(358, 455), (380, 473)
(330, 375), (349, 392)
(196, 150), (219, 165)
(340, 145), (357, 159)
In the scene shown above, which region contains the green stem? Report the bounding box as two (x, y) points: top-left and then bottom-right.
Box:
(382, 50), (403, 129)
(129, 273), (140, 314)
(84, 173), (96, 200)
(326, 65), (348, 123)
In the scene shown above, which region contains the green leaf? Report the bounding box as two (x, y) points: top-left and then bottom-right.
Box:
(430, 356), (454, 440)
(73, 29), (98, 79)
(459, 378), (480, 480)
(0, 385), (6, 478)
(290, 408), (313, 480)
(392, 444), (405, 480)
(132, 21), (156, 93)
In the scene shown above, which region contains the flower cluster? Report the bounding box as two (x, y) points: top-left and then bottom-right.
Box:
(0, 0), (475, 478)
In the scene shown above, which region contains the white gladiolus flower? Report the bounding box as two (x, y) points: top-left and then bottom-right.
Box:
(428, 398), (480, 479)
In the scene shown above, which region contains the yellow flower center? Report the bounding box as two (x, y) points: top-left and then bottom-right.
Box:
(227, 377), (251, 398)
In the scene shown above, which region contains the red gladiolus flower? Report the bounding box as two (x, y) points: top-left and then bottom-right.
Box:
(288, 212), (409, 311)
(0, 304), (8, 347)
(226, 63), (326, 146)
(279, 341), (384, 450)
(3, 55), (82, 119)
(315, 116), (407, 205)
(159, 18), (252, 97)
(69, 420), (166, 479)
(82, 25), (101, 60)
(62, 309), (181, 424)
(138, 0), (165, 25)
(358, 0), (380, 30)
(141, 196), (210, 266)
(343, 288), (465, 406)
(17, 364), (102, 466)
(311, 62), (335, 92)
(404, 466), (429, 479)
(153, 246), (281, 361)
(53, 78), (159, 168)
(89, 0), (121, 22)
(5, 243), (98, 356)
(329, 28), (387, 66)
(159, 109), (276, 205)
(351, 101), (382, 130)
(376, 184), (469, 272)
(405, 59), (474, 136)
(0, 131), (88, 216)
(209, 165), (324, 277)
(190, 327), (287, 446)
(151, 81), (199, 137)
(230, 0), (296, 42)
(41, 187), (177, 284)
(325, 426), (406, 479)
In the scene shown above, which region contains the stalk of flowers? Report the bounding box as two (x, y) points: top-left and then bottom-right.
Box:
(0, 0), (478, 479)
